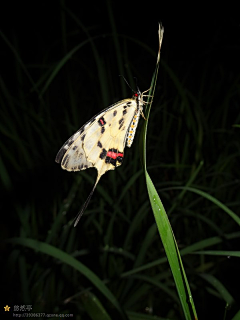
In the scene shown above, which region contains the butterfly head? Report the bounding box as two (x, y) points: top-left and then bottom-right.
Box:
(132, 87), (142, 101)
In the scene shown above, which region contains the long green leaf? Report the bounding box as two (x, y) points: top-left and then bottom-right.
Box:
(8, 238), (126, 319)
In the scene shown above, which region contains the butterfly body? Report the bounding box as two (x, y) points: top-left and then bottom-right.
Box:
(56, 90), (146, 226)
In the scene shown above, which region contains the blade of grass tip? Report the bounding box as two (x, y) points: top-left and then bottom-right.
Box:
(140, 23), (164, 169)
(140, 25), (198, 319)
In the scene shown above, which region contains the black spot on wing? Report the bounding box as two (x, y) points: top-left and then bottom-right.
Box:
(98, 117), (106, 126)
(123, 109), (127, 115)
(73, 145), (78, 150)
(68, 140), (74, 146)
(81, 134), (86, 141)
(113, 110), (117, 116)
(109, 158), (117, 166)
(127, 102), (132, 106)
(105, 155), (116, 166)
(62, 154), (70, 167)
(100, 148), (107, 159)
(97, 141), (102, 148)
(117, 156), (123, 164)
(119, 118), (124, 130)
(104, 148), (122, 167)
(101, 126), (105, 134)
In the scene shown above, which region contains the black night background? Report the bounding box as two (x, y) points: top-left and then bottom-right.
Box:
(1, 1), (240, 319)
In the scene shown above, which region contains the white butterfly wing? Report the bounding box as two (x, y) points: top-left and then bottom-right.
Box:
(55, 94), (143, 226)
(56, 98), (137, 176)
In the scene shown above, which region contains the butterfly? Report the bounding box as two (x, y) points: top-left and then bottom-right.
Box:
(55, 87), (150, 226)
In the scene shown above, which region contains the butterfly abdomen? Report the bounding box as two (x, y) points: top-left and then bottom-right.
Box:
(126, 110), (141, 147)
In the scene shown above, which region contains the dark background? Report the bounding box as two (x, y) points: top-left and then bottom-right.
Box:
(1, 1), (240, 319)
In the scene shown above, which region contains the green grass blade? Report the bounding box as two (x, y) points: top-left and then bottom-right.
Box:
(127, 310), (166, 320)
(146, 173), (197, 319)
(200, 273), (234, 305)
(173, 186), (240, 226)
(80, 291), (112, 320)
(194, 250), (240, 257)
(140, 24), (198, 320)
(39, 36), (101, 97)
(122, 232), (240, 277)
(232, 309), (240, 320)
(7, 238), (126, 319)
(0, 30), (37, 91)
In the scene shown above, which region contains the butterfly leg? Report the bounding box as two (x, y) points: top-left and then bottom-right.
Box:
(141, 87), (153, 105)
(140, 110), (147, 120)
(142, 87), (151, 95)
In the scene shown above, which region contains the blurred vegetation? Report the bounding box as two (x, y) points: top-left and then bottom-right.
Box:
(1, 2), (240, 320)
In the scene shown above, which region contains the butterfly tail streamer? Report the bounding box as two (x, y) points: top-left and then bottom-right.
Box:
(73, 175), (101, 227)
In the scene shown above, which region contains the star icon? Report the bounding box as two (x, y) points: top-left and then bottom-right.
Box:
(4, 305), (10, 311)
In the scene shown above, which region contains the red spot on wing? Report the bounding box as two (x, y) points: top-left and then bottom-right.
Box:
(100, 119), (104, 125)
(107, 151), (117, 159)
(107, 151), (123, 159)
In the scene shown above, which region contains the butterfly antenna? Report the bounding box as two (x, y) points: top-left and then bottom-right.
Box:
(119, 75), (134, 93)
(73, 176), (101, 227)
(133, 77), (140, 93)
